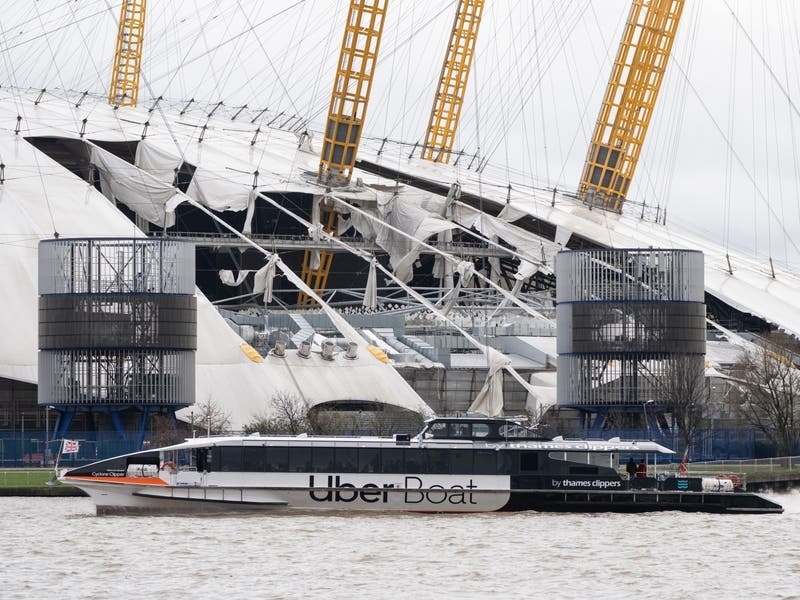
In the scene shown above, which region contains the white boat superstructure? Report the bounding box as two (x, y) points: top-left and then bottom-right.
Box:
(59, 416), (782, 515)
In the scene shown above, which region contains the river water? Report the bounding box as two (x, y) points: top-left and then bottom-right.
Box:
(2, 493), (799, 599)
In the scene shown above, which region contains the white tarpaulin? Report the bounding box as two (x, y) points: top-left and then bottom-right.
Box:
(468, 346), (511, 417)
(90, 144), (179, 228)
(364, 259), (378, 309)
(374, 196), (456, 282)
(135, 140), (182, 185)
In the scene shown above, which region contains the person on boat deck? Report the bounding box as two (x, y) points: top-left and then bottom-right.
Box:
(626, 457), (637, 479)
(636, 459), (647, 479)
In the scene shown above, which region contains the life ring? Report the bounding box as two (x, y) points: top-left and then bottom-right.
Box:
(161, 461), (176, 472)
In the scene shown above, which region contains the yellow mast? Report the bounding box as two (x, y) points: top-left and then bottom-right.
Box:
(300, 0), (388, 304)
(422, 0), (485, 164)
(317, 0), (388, 186)
(108, 0), (147, 107)
(578, 0), (684, 212)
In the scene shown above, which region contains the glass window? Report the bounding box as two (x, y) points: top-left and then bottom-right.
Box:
(449, 423), (470, 438)
(519, 451), (539, 473)
(496, 451), (513, 475)
(473, 449), (497, 474)
(219, 446), (243, 472)
(335, 447), (358, 472)
(358, 447), (380, 473)
(425, 422), (448, 439)
(289, 446), (312, 472)
(381, 448), (403, 472)
(449, 449), (472, 474)
(425, 449), (450, 474)
(404, 448), (423, 473)
(312, 447), (335, 472)
(265, 445), (289, 472)
(194, 449), (206, 472)
(206, 449), (220, 472)
(243, 446), (267, 472)
(472, 423), (490, 438)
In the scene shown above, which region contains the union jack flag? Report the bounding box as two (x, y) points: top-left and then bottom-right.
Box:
(61, 439), (80, 454)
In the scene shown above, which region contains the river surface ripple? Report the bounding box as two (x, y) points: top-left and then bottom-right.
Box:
(2, 493), (799, 600)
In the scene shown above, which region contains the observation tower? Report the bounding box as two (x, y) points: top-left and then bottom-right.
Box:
(556, 248), (705, 437)
(38, 238), (196, 449)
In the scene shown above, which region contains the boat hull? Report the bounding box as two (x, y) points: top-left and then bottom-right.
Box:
(502, 488), (784, 514)
(62, 476), (783, 515)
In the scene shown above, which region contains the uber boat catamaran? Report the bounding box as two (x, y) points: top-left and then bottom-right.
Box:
(59, 415), (783, 515)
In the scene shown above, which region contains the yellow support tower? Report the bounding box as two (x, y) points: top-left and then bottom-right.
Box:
(297, 209), (337, 306)
(108, 0), (147, 107)
(318, 0), (388, 186)
(302, 0), (388, 305)
(422, 0), (484, 164)
(579, 0), (684, 212)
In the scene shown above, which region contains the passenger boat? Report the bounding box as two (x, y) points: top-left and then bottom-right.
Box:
(59, 415), (783, 515)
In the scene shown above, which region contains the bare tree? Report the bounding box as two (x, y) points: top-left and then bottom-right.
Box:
(270, 390), (310, 434)
(194, 395), (232, 435)
(148, 413), (184, 447)
(734, 347), (800, 456)
(652, 354), (706, 452)
(244, 390), (310, 435)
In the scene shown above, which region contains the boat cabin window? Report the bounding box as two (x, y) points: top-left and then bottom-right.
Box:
(336, 447), (358, 472)
(423, 420), (492, 440)
(267, 446), (289, 471)
(449, 448), (472, 473)
(199, 443), (515, 475)
(404, 448), (423, 472)
(519, 452), (539, 473)
(381, 448), (404, 472)
(206, 445), (358, 472)
(426, 449), (450, 474)
(358, 447), (380, 473)
(289, 446), (312, 472)
(243, 446), (267, 471)
(472, 423), (490, 438)
(220, 446), (243, 472)
(422, 419), (542, 441)
(473, 449), (498, 474)
(427, 422), (448, 438)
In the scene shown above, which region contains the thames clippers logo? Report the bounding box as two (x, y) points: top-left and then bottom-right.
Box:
(553, 478), (622, 490)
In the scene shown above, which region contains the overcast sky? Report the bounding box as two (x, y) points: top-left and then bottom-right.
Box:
(1, 0), (799, 266)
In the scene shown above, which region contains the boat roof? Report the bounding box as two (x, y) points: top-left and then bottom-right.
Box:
(140, 431), (674, 455)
